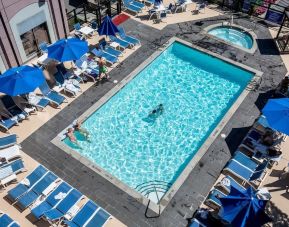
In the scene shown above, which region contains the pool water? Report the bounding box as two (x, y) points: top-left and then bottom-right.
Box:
(208, 26), (253, 49)
(64, 42), (253, 200)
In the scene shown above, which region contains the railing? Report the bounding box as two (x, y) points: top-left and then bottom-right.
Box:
(135, 180), (172, 218)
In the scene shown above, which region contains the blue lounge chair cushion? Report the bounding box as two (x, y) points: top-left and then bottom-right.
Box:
(7, 165), (48, 201)
(123, 0), (142, 13)
(31, 182), (72, 219)
(91, 49), (118, 64)
(103, 46), (122, 57)
(249, 160), (268, 181)
(86, 209), (110, 227)
(0, 134), (17, 148)
(206, 189), (226, 208)
(0, 214), (13, 227)
(118, 27), (140, 45)
(37, 98), (50, 108)
(225, 159), (253, 181)
(247, 130), (262, 141)
(44, 189), (82, 221)
(39, 42), (48, 53)
(0, 118), (17, 130)
(128, 0), (145, 8)
(233, 151), (258, 170)
(10, 159), (24, 174)
(17, 172), (57, 210)
(109, 36), (130, 49)
(39, 81), (66, 106)
(64, 200), (99, 227)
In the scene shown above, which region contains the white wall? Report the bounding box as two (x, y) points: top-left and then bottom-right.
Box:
(9, 2), (56, 62)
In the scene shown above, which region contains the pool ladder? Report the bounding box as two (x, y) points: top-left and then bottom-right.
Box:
(135, 180), (172, 218)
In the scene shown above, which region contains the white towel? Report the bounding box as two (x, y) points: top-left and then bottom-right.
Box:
(22, 178), (30, 186)
(0, 145), (20, 161)
(54, 192), (67, 200)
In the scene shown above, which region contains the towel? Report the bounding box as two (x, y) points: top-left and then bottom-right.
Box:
(28, 93), (41, 105)
(22, 178), (30, 186)
(54, 192), (67, 200)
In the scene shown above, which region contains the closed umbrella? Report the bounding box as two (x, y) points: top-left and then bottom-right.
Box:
(219, 186), (271, 227)
(262, 98), (289, 135)
(0, 65), (45, 96)
(47, 38), (88, 62)
(98, 15), (119, 37)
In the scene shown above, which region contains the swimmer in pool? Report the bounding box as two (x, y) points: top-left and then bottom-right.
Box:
(67, 128), (82, 148)
(74, 120), (90, 140)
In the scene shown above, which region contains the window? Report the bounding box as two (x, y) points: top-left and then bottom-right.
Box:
(20, 22), (50, 57)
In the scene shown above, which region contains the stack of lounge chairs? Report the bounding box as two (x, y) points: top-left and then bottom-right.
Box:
(6, 164), (112, 226)
(202, 114), (284, 211)
(0, 134), (24, 188)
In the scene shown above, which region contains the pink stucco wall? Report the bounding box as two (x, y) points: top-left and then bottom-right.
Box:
(0, 0), (68, 69)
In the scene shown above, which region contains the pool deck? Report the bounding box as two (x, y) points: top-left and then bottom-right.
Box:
(2, 10), (289, 227)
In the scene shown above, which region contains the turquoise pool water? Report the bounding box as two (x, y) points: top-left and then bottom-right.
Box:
(208, 26), (253, 49)
(64, 42), (253, 197)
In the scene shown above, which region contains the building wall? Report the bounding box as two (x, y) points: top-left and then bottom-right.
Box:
(0, 0), (69, 72)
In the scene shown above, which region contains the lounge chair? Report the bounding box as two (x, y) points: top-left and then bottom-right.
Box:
(99, 40), (123, 57)
(127, 0), (145, 9)
(0, 134), (17, 149)
(39, 81), (67, 108)
(0, 96), (29, 121)
(64, 200), (99, 227)
(232, 151), (258, 171)
(109, 35), (131, 49)
(189, 218), (207, 227)
(7, 165), (48, 202)
(39, 42), (48, 54)
(16, 172), (58, 210)
(42, 189), (84, 224)
(217, 175), (246, 194)
(24, 92), (50, 111)
(31, 182), (72, 220)
(0, 114), (18, 133)
(174, 2), (186, 13)
(56, 63), (83, 84)
(123, 0), (142, 14)
(91, 48), (118, 65)
(74, 59), (100, 82)
(0, 213), (20, 227)
(204, 188), (226, 210)
(0, 144), (21, 163)
(118, 26), (140, 46)
(0, 159), (25, 187)
(54, 72), (81, 97)
(85, 208), (111, 226)
(11, 96), (36, 115)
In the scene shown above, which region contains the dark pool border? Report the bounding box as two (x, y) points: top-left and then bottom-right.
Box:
(52, 37), (263, 214)
(203, 23), (258, 54)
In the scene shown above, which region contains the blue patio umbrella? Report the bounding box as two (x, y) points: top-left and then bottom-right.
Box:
(262, 98), (289, 135)
(47, 38), (88, 62)
(154, 0), (163, 6)
(0, 65), (45, 96)
(219, 186), (271, 227)
(97, 15), (119, 37)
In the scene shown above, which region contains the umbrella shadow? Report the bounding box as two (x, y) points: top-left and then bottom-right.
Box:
(266, 201), (289, 227)
(254, 90), (276, 111)
(225, 126), (251, 155)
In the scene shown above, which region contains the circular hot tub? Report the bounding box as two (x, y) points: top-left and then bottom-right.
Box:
(204, 23), (257, 53)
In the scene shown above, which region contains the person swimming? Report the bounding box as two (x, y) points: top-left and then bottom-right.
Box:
(143, 104), (164, 123)
(67, 128), (82, 148)
(74, 120), (90, 140)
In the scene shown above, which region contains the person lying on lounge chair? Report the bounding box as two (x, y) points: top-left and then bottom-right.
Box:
(74, 120), (90, 140)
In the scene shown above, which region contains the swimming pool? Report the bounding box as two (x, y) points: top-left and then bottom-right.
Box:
(205, 24), (257, 53)
(56, 38), (258, 210)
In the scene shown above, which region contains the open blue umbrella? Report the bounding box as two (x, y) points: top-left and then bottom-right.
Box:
(97, 15), (119, 37)
(47, 38), (88, 62)
(219, 186), (271, 227)
(154, 0), (163, 6)
(0, 66), (45, 96)
(262, 98), (289, 135)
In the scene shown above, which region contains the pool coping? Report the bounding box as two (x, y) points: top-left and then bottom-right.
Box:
(203, 23), (258, 54)
(52, 37), (263, 214)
